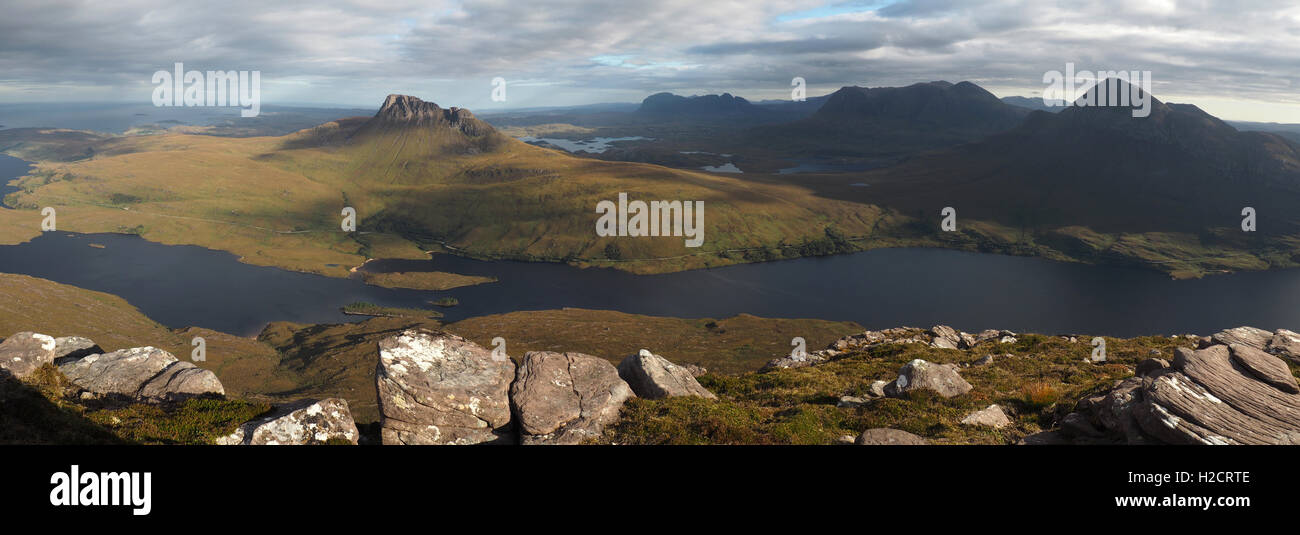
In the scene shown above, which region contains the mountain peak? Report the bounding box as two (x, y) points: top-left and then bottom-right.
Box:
(814, 80), (1026, 127)
(637, 92), (760, 115)
(373, 94), (491, 135)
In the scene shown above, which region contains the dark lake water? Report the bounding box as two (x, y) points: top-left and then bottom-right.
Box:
(2, 155), (1299, 338)
(0, 153), (31, 207)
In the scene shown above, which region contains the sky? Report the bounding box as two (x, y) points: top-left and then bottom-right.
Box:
(2, 0), (1300, 122)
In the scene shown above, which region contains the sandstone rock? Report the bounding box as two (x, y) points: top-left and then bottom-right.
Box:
(929, 325), (962, 349)
(1017, 430), (1070, 445)
(960, 404), (1011, 428)
(973, 329), (1002, 344)
(868, 380), (889, 398)
(1211, 326), (1272, 351)
(217, 398), (360, 445)
(511, 351), (633, 445)
(618, 349), (716, 400)
(1267, 329), (1300, 363)
(52, 336), (101, 363)
(761, 353), (826, 371)
(973, 355), (995, 366)
(376, 329), (514, 445)
(0, 332), (56, 379)
(1056, 344), (1300, 444)
(837, 395), (870, 408)
(854, 428), (929, 445)
(58, 346), (223, 401)
(884, 359), (973, 398)
(1135, 358), (1169, 377)
(999, 336), (1018, 344)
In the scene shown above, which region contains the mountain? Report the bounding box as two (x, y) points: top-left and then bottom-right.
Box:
(745, 81), (1030, 159)
(1001, 95), (1067, 113)
(849, 79), (1300, 273)
(813, 81), (1028, 128)
(636, 92), (770, 118)
(751, 93), (833, 117)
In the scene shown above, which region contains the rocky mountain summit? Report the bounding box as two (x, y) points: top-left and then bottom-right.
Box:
(372, 94), (495, 136)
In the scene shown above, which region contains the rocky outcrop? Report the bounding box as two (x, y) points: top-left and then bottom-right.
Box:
(854, 428), (930, 445)
(617, 349), (716, 400)
(58, 346), (224, 402)
(1046, 340), (1300, 445)
(218, 398), (360, 445)
(373, 94), (495, 136)
(762, 326), (1014, 371)
(376, 329), (515, 445)
(52, 336), (100, 363)
(510, 351), (634, 445)
(0, 332), (56, 379)
(961, 404), (1012, 428)
(883, 359), (973, 398)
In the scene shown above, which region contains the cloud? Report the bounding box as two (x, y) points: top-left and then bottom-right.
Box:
(0, 0), (1298, 120)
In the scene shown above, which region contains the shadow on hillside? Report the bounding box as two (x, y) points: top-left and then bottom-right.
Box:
(0, 369), (126, 445)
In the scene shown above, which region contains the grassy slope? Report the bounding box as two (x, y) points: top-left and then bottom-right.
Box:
(444, 308), (861, 375)
(0, 123), (890, 277)
(608, 332), (1206, 445)
(0, 273), (293, 397)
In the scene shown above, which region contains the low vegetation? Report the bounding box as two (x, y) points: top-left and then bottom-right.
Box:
(607, 333), (1195, 445)
(359, 270), (495, 291)
(341, 301), (443, 319)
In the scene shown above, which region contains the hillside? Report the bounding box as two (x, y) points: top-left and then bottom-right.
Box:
(0, 94), (893, 277)
(637, 92), (773, 121)
(850, 79), (1300, 277)
(744, 81), (1029, 159)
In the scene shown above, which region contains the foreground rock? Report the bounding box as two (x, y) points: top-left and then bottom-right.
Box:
(58, 346), (224, 402)
(52, 336), (101, 363)
(961, 404), (1012, 428)
(0, 332), (56, 379)
(217, 398), (360, 445)
(511, 351), (634, 445)
(1047, 342), (1300, 444)
(376, 329), (515, 445)
(854, 428), (930, 445)
(617, 349), (717, 400)
(763, 326), (1013, 370)
(883, 359), (973, 398)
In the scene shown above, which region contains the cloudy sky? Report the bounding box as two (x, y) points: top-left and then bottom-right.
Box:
(3, 0), (1300, 121)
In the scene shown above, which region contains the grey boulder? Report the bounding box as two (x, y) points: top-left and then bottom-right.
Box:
(53, 336), (101, 364)
(376, 329), (514, 445)
(960, 404), (1012, 428)
(617, 349), (717, 400)
(854, 428), (929, 445)
(217, 398), (360, 445)
(511, 351), (634, 445)
(884, 359), (973, 398)
(58, 346), (224, 401)
(0, 332), (57, 379)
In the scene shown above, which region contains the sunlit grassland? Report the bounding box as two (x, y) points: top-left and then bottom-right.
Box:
(1, 124), (891, 277)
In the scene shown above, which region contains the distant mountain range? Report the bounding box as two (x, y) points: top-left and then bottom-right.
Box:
(743, 80), (1030, 159)
(860, 79), (1300, 237)
(1000, 96), (1068, 113)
